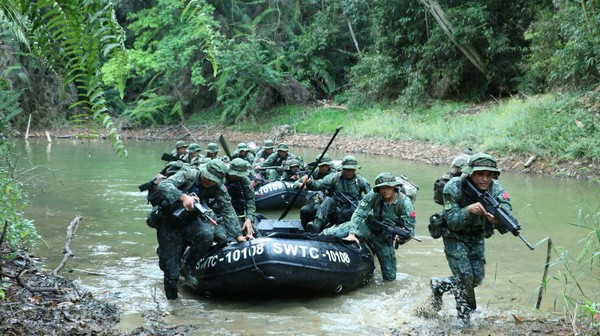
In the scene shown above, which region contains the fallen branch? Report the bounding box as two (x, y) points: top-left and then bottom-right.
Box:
(53, 215), (82, 276)
(180, 123), (198, 143)
(69, 268), (107, 276)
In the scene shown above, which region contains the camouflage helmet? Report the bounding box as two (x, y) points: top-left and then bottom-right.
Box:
(461, 153), (501, 176)
(262, 140), (275, 149)
(373, 172), (402, 191)
(237, 142), (250, 151)
(286, 159), (301, 169)
(205, 142), (220, 154)
(199, 159), (226, 187)
(175, 141), (187, 149)
(276, 143), (289, 152)
(449, 153), (470, 175)
(341, 155), (360, 170)
(316, 153), (334, 166)
(228, 158), (251, 178)
(187, 143), (201, 153)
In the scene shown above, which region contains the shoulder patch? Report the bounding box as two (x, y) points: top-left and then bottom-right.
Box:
(502, 192), (510, 200)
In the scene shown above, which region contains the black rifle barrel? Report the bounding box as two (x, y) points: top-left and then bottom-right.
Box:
(464, 180), (534, 250)
(278, 126), (343, 221)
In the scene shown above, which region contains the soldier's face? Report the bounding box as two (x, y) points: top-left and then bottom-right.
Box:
(341, 169), (355, 179)
(470, 171), (495, 190)
(177, 147), (186, 154)
(265, 149), (273, 155)
(277, 150), (287, 157)
(377, 185), (395, 202)
(318, 165), (330, 174)
(200, 175), (217, 188)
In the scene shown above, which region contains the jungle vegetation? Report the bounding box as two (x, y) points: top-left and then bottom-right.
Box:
(0, 0), (598, 327)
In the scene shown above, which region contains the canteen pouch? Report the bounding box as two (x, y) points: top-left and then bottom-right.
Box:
(428, 213), (444, 239)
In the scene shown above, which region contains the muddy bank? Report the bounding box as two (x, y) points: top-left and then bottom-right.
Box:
(24, 125), (599, 180)
(0, 245), (583, 336)
(102, 125), (600, 181)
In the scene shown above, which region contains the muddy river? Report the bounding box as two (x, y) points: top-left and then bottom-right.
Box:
(15, 139), (598, 335)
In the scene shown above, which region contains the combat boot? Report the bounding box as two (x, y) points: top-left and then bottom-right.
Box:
(430, 277), (453, 312)
(306, 218), (323, 233)
(164, 285), (178, 300)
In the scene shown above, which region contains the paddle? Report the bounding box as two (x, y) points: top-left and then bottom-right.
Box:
(278, 126), (343, 221)
(218, 134), (232, 160)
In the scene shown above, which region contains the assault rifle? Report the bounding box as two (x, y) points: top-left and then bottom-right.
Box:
(138, 177), (157, 192)
(334, 190), (360, 212)
(172, 193), (218, 225)
(366, 216), (421, 249)
(464, 179), (534, 250)
(161, 153), (180, 162)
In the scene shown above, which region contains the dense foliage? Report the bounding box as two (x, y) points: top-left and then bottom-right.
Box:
(2, 0), (598, 130)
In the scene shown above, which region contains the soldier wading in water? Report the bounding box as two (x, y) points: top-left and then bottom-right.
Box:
(320, 172), (416, 281)
(156, 160), (247, 300)
(430, 153), (513, 322)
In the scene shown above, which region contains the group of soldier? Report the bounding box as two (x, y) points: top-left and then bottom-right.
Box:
(145, 138), (514, 325)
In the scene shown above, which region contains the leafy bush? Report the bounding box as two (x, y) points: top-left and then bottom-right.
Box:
(0, 145), (40, 251)
(523, 1), (600, 91)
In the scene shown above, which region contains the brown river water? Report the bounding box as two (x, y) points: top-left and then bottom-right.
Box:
(15, 139), (599, 335)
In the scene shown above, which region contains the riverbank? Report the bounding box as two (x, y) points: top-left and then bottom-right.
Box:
(0, 242), (585, 336)
(23, 125), (600, 181)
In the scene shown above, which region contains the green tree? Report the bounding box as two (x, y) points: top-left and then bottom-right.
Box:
(0, 0), (128, 156)
(523, 0), (599, 91)
(106, 0), (220, 125)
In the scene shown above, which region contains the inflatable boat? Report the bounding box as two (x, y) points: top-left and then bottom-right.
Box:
(254, 180), (314, 210)
(180, 218), (375, 297)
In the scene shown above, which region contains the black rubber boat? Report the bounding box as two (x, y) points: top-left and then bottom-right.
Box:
(254, 180), (314, 210)
(180, 218), (375, 298)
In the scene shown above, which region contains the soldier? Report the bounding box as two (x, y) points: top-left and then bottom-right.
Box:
(252, 139), (275, 169)
(170, 141), (188, 161)
(321, 172), (416, 281)
(433, 151), (471, 205)
(259, 143), (300, 181)
(205, 142), (220, 159)
(295, 153), (337, 229)
(280, 159), (304, 182)
(223, 158), (257, 239)
(156, 160), (246, 300)
(299, 155), (371, 233)
(186, 143), (204, 167)
(430, 153), (511, 322)
(232, 142), (255, 165)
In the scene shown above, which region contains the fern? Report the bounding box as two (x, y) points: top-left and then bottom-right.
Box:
(1, 0), (128, 156)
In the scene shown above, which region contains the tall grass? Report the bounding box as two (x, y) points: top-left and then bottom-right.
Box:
(226, 92), (599, 166)
(549, 200), (600, 331)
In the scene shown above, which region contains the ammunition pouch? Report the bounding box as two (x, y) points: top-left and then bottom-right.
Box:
(428, 213), (445, 239)
(146, 205), (162, 229)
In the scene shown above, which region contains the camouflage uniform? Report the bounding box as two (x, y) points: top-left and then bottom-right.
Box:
(297, 153), (337, 228)
(170, 141), (188, 161)
(156, 160), (240, 299)
(252, 140), (275, 168)
(232, 143), (255, 165)
(186, 143), (205, 167)
(259, 143), (300, 181)
(321, 172), (416, 280)
(280, 159), (304, 181)
(216, 158), (257, 236)
(432, 153), (511, 320)
(304, 155), (371, 232)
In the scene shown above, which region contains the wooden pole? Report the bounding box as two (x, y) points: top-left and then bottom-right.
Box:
(536, 238), (553, 309)
(25, 114), (32, 139)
